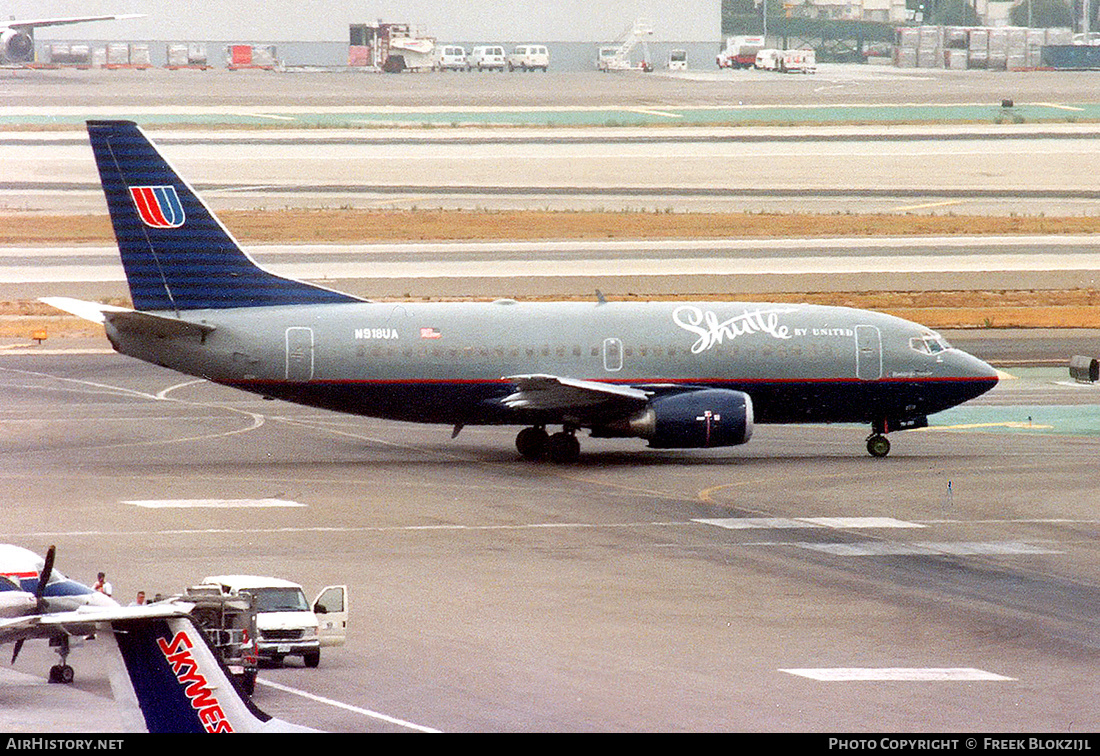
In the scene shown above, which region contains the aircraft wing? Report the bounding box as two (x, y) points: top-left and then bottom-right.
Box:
(501, 374), (651, 414)
(0, 604), (184, 646)
(6, 16), (144, 32)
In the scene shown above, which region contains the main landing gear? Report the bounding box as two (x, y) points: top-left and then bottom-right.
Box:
(48, 634), (74, 684)
(516, 425), (581, 464)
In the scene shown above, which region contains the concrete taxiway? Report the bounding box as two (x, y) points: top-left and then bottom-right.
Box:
(6, 124), (1100, 217)
(5, 236), (1100, 302)
(2, 344), (1100, 732)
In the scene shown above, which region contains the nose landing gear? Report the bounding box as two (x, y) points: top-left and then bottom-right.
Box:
(866, 418), (891, 458)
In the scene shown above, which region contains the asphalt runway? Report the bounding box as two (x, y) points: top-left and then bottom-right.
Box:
(4, 65), (1100, 110)
(3, 345), (1100, 732)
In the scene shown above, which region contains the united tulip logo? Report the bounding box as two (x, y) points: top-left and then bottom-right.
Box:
(129, 185), (185, 229)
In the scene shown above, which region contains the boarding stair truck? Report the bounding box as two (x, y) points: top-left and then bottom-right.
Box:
(717, 35), (765, 68)
(596, 17), (654, 71)
(202, 575), (347, 668)
(173, 585), (259, 696)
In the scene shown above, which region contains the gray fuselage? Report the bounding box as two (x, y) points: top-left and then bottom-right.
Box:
(106, 299), (998, 431)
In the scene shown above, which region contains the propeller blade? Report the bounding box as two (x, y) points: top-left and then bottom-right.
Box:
(36, 546), (55, 601)
(11, 638), (24, 664)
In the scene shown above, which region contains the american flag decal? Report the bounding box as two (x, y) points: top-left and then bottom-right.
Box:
(420, 327), (442, 339)
(129, 185), (185, 229)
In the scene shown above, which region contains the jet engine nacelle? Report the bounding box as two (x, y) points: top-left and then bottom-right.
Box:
(2, 30), (35, 63)
(631, 389), (754, 448)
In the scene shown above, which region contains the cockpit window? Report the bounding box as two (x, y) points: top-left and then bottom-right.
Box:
(909, 334), (951, 355)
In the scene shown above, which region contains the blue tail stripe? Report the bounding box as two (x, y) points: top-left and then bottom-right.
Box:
(87, 120), (361, 312)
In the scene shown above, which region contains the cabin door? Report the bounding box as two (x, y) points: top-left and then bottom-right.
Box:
(855, 325), (882, 381)
(285, 327), (315, 382)
(603, 338), (623, 372)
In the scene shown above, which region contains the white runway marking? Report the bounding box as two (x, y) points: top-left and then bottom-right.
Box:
(123, 498), (305, 509)
(256, 679), (442, 733)
(781, 668), (1015, 682)
(694, 516), (923, 530)
(793, 541), (1060, 557)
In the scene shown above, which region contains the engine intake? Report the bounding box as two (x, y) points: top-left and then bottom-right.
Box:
(2, 30), (35, 63)
(599, 389), (754, 448)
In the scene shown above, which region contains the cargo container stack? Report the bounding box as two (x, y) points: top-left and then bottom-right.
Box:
(895, 26), (919, 67)
(166, 43), (210, 69)
(917, 25), (942, 67)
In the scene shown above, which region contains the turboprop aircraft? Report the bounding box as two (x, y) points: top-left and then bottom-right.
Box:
(1, 14), (144, 64)
(0, 545), (118, 683)
(4, 601), (318, 732)
(44, 120), (999, 462)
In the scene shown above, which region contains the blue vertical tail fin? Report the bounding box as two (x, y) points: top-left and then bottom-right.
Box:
(86, 120), (361, 313)
(106, 608), (318, 733)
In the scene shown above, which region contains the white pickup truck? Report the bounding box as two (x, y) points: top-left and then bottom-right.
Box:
(201, 575), (347, 668)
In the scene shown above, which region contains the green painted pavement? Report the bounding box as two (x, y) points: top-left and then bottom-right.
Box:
(8, 102), (1100, 128)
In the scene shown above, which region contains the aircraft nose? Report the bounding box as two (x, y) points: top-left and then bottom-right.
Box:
(953, 349), (1000, 393)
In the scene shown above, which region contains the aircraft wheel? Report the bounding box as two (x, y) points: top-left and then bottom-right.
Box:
(547, 432), (581, 464)
(49, 665), (74, 684)
(866, 434), (891, 458)
(516, 427), (549, 460)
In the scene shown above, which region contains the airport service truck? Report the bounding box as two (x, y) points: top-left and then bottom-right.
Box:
(166, 585), (260, 696)
(201, 575), (347, 668)
(717, 35), (765, 68)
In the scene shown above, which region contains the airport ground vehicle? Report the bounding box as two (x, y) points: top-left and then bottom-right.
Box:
(717, 35), (765, 68)
(756, 48), (816, 73)
(177, 585), (259, 695)
(507, 45), (549, 71)
(778, 48), (816, 73)
(434, 45), (467, 70)
(754, 48), (781, 70)
(201, 576), (347, 667)
(668, 49), (687, 70)
(468, 45), (506, 71)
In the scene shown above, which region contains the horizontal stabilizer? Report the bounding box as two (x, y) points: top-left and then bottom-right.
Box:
(40, 297), (215, 339)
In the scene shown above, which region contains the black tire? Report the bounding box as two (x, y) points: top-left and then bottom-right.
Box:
(866, 434), (891, 458)
(547, 432), (580, 464)
(303, 651), (320, 668)
(239, 670), (256, 696)
(516, 427), (549, 460)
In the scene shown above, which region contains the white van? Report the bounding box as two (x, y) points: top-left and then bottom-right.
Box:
(507, 45), (550, 71)
(468, 45), (506, 71)
(201, 575), (347, 668)
(435, 45), (467, 71)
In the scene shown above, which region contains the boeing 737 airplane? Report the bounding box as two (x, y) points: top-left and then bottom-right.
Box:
(44, 121), (999, 462)
(1, 14), (143, 64)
